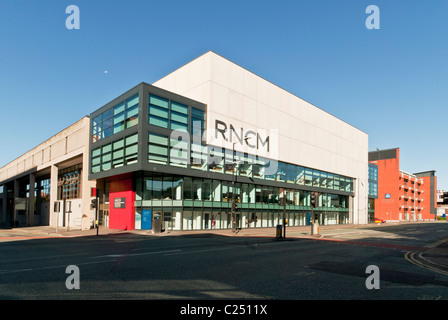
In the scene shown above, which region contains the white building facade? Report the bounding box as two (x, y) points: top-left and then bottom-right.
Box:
(152, 51), (369, 225)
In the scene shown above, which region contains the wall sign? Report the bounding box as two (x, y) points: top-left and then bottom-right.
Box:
(385, 194), (391, 199)
(114, 197), (126, 209)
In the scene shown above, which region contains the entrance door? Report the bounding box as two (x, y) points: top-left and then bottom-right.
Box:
(163, 211), (172, 231)
(204, 213), (210, 229)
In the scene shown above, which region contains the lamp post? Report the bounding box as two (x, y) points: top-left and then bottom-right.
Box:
(283, 188), (287, 239)
(231, 137), (250, 233)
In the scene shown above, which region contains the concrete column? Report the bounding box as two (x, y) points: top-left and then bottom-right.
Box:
(1, 188), (6, 225)
(13, 179), (19, 226)
(28, 173), (35, 226)
(49, 164), (58, 228)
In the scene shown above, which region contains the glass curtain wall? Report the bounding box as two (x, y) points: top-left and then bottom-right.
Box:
(134, 172), (351, 231)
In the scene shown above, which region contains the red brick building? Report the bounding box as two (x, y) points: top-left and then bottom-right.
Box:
(368, 148), (437, 222)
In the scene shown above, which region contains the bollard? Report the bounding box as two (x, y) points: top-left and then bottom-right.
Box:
(313, 222), (319, 235)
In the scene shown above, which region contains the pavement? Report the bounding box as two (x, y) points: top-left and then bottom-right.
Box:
(1, 221), (448, 276)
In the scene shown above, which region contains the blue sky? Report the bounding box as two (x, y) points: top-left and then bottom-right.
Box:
(1, 0), (447, 189)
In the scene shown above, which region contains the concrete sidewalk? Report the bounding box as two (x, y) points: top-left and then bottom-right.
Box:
(0, 220), (443, 239)
(6, 221), (405, 237)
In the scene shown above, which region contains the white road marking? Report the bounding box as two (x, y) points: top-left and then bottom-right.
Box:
(92, 249), (181, 259)
(163, 247), (234, 256)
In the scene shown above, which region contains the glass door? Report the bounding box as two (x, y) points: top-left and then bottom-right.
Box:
(163, 210), (172, 231)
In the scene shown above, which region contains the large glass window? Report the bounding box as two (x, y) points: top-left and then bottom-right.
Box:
(101, 143), (112, 171)
(264, 160), (276, 181)
(91, 147), (102, 174)
(152, 177), (163, 200)
(296, 167), (305, 185)
(276, 162), (287, 182)
(212, 180), (221, 202)
(149, 95), (169, 128)
(148, 133), (169, 165)
(125, 134), (138, 165)
(327, 173), (334, 190)
(202, 179), (212, 201)
(170, 101), (188, 131)
(286, 164), (296, 183)
(39, 178), (51, 202)
(170, 135), (188, 168)
(191, 107), (205, 140)
(334, 175), (340, 190)
(144, 177), (153, 200)
(125, 95), (139, 129)
(91, 133), (138, 173)
(193, 178), (202, 201)
(162, 176), (173, 200)
(92, 94), (139, 143)
(149, 94), (195, 133)
(173, 177), (183, 200)
(135, 174), (352, 230)
(312, 170), (320, 187)
(368, 182), (378, 198)
(208, 146), (224, 173)
(369, 164), (378, 181)
(222, 181), (230, 202)
(320, 172), (327, 189)
(340, 177), (347, 192)
(191, 143), (207, 171)
(57, 164), (82, 200)
(183, 177), (193, 200)
(139, 175), (182, 202)
(305, 169), (313, 186)
(112, 139), (124, 168)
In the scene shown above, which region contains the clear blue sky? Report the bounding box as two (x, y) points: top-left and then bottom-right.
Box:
(1, 0), (447, 189)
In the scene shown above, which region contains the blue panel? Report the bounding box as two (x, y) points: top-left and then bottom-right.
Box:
(142, 209), (152, 230)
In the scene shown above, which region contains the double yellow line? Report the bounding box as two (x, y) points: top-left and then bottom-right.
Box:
(404, 238), (448, 277)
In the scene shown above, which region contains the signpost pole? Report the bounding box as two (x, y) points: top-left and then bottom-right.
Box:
(96, 195), (99, 236)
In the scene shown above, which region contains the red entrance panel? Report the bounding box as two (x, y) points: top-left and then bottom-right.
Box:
(109, 178), (135, 230)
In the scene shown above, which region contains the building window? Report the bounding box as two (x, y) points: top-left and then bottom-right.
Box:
(208, 147), (225, 173)
(170, 135), (188, 168)
(191, 143), (207, 171)
(191, 107), (205, 141)
(39, 179), (51, 202)
(327, 173), (334, 190)
(124, 134), (139, 165)
(91, 133), (138, 173)
(92, 94), (139, 143)
(148, 133), (169, 165)
(369, 164), (378, 181)
(148, 94), (192, 132)
(170, 101), (188, 131)
(57, 165), (82, 200)
(305, 169), (313, 186)
(101, 143), (112, 171)
(149, 95), (169, 128)
(368, 182), (378, 198)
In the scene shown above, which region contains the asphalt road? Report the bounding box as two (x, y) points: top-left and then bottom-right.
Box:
(1, 222), (448, 305)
